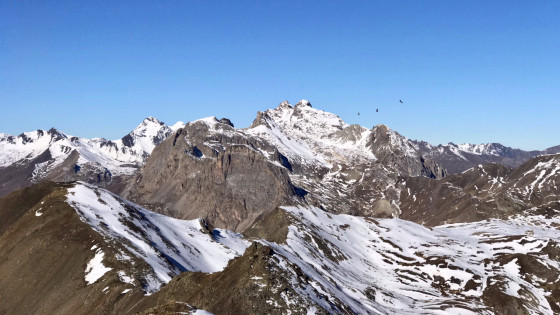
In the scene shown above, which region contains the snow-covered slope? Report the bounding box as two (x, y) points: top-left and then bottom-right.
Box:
(264, 205), (560, 314)
(504, 154), (560, 205)
(66, 182), (249, 293)
(456, 143), (504, 156)
(170, 121), (186, 131)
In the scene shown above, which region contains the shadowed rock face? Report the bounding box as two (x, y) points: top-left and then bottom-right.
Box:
(127, 119), (304, 232)
(367, 124), (446, 179)
(0, 148), (53, 197)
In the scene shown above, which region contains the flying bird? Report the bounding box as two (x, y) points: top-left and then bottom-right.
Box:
(399, 100), (403, 103)
(358, 112), (360, 115)
(376, 109), (379, 112)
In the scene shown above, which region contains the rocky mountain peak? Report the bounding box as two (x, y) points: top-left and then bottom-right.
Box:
(370, 124), (408, 149)
(372, 123), (390, 133)
(294, 99), (312, 107)
(277, 100), (292, 109)
(47, 127), (67, 141)
(274, 100), (347, 135)
(142, 116), (165, 125)
(218, 117), (234, 127)
(188, 116), (236, 130)
(128, 117), (168, 137)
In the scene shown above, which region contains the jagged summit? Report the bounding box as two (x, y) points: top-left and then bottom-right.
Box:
(142, 116), (163, 123)
(277, 100), (292, 109)
(121, 116), (172, 150)
(189, 116), (235, 129)
(295, 99), (311, 107)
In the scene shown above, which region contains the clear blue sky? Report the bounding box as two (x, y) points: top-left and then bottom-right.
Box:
(1, 1), (559, 150)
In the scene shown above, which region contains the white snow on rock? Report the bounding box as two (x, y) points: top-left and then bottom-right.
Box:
(456, 143), (501, 156)
(66, 182), (249, 293)
(117, 270), (135, 285)
(92, 117), (172, 164)
(0, 117), (173, 179)
(85, 248), (112, 285)
(261, 206), (560, 314)
(245, 100), (377, 168)
(170, 121), (186, 131)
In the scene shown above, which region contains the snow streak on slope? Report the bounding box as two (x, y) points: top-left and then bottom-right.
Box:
(519, 158), (560, 193)
(264, 206), (560, 314)
(66, 182), (249, 293)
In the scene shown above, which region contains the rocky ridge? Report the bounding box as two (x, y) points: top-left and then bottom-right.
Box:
(2, 181), (559, 314)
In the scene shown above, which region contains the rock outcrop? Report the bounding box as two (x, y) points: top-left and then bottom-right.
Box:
(127, 117), (304, 232)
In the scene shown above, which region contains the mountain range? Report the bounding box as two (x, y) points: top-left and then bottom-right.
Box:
(1, 100), (559, 314)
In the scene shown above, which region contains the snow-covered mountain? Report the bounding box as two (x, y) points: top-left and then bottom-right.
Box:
(3, 180), (559, 314)
(91, 116), (173, 164)
(0, 117), (180, 196)
(3, 99), (553, 199)
(246, 99), (375, 168)
(413, 140), (560, 174)
(170, 120), (186, 131)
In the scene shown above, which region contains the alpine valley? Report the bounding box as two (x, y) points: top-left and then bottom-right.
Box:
(1, 100), (559, 315)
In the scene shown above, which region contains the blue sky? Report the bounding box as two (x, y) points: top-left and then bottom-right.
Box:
(1, 1), (559, 150)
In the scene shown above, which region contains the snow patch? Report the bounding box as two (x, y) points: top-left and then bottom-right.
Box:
(85, 249), (112, 285)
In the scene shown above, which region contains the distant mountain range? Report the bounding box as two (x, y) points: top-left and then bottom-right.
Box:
(1, 100), (559, 314)
(1, 100), (557, 199)
(413, 140), (560, 174)
(0, 117), (185, 196)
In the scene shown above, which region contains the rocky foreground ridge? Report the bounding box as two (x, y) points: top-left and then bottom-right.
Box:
(1, 179), (559, 314)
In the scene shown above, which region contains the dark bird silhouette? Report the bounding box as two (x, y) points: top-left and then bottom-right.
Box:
(376, 109), (379, 112)
(358, 112), (360, 115)
(399, 100), (403, 103)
